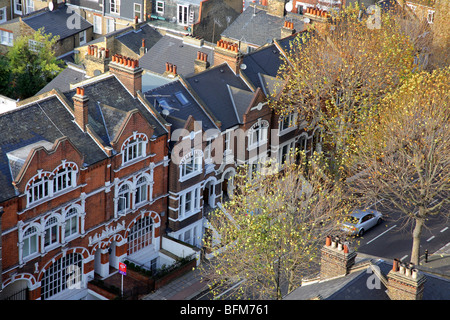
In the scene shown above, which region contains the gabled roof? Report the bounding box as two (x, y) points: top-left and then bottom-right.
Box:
(63, 74), (168, 146)
(23, 5), (92, 40)
(37, 63), (87, 95)
(221, 6), (304, 47)
(139, 34), (215, 77)
(116, 24), (163, 55)
(185, 63), (253, 130)
(227, 85), (255, 123)
(0, 94), (107, 202)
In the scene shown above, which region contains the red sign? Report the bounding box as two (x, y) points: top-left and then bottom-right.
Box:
(119, 262), (127, 275)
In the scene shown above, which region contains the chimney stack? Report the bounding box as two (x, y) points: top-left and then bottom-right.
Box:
(320, 236), (356, 279)
(281, 20), (295, 39)
(73, 87), (89, 131)
(109, 54), (143, 97)
(213, 39), (243, 74)
(164, 62), (178, 78)
(387, 260), (427, 300)
(194, 51), (210, 74)
(85, 45), (110, 77)
(140, 38), (146, 56)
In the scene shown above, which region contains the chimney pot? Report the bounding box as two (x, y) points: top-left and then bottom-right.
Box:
(142, 38), (145, 48)
(393, 259), (399, 272)
(325, 235), (331, 246)
(76, 87), (80, 95)
(343, 244), (349, 253)
(173, 65), (177, 75)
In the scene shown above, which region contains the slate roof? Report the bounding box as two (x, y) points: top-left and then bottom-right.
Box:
(23, 5), (92, 40)
(139, 34), (215, 77)
(116, 24), (163, 55)
(37, 63), (87, 95)
(185, 63), (253, 130)
(0, 95), (107, 202)
(63, 74), (168, 145)
(284, 259), (450, 300)
(144, 80), (217, 133)
(221, 6), (304, 47)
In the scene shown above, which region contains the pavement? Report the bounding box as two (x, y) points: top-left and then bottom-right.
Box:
(142, 265), (210, 300)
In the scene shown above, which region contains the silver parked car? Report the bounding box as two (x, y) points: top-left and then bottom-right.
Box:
(341, 209), (383, 236)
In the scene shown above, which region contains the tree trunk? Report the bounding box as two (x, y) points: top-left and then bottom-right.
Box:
(410, 217), (424, 265)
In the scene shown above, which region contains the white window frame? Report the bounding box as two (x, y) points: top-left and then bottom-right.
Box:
(248, 119), (269, 149)
(135, 176), (149, 206)
(427, 10), (435, 24)
(0, 7), (7, 23)
(14, 0), (22, 15)
(106, 17), (115, 33)
(179, 149), (202, 181)
(278, 112), (298, 134)
(127, 216), (153, 255)
(134, 3), (142, 21)
(121, 134), (147, 165)
(110, 0), (120, 14)
(0, 30), (13, 47)
(156, 1), (164, 14)
(22, 226), (39, 258)
(53, 166), (75, 194)
(44, 216), (59, 249)
(41, 253), (83, 300)
(79, 30), (86, 45)
(178, 187), (201, 219)
(177, 4), (189, 26)
(64, 207), (79, 239)
(25, 0), (33, 14)
(279, 140), (296, 166)
(93, 14), (102, 34)
(27, 175), (50, 205)
(117, 183), (131, 215)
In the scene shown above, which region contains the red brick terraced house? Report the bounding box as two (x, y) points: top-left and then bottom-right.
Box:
(0, 55), (198, 300)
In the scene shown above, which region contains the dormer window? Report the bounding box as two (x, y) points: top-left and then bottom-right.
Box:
(121, 133), (148, 165)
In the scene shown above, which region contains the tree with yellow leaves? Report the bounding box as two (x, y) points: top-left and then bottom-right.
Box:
(348, 67), (450, 265)
(202, 153), (354, 299)
(271, 4), (415, 180)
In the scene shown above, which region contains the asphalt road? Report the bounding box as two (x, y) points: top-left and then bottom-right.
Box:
(349, 201), (450, 263)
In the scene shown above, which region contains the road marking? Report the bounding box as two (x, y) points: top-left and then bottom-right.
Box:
(400, 255), (408, 261)
(366, 224), (397, 245)
(427, 236), (435, 242)
(441, 227), (448, 233)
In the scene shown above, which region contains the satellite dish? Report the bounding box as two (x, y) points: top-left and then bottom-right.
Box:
(240, 63), (247, 70)
(285, 1), (293, 12)
(48, 1), (54, 11)
(304, 17), (310, 24)
(161, 109), (170, 117)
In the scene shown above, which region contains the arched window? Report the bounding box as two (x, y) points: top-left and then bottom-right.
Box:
(122, 136), (147, 165)
(135, 176), (149, 205)
(41, 253), (83, 300)
(53, 166), (73, 193)
(127, 216), (153, 255)
(23, 226), (38, 258)
(27, 176), (50, 204)
(249, 119), (269, 148)
(64, 207), (78, 238)
(44, 216), (59, 248)
(180, 150), (202, 179)
(117, 184), (131, 214)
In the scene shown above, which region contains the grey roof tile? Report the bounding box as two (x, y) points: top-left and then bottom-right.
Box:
(24, 5), (92, 40)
